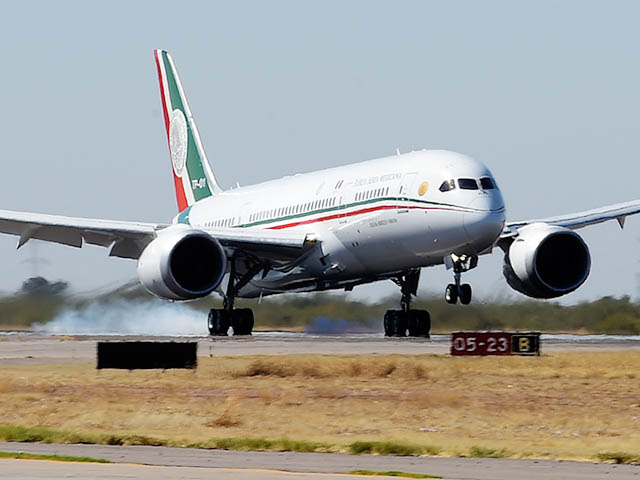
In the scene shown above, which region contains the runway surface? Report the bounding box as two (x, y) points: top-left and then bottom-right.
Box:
(1, 331), (639, 365)
(1, 332), (639, 478)
(0, 442), (639, 480)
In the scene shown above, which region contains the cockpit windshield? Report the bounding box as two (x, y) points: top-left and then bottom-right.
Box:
(439, 179), (456, 192)
(440, 177), (497, 192)
(458, 178), (479, 190)
(480, 177), (496, 190)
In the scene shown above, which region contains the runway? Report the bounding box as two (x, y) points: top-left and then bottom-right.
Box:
(1, 331), (639, 365)
(0, 442), (638, 480)
(1, 332), (639, 479)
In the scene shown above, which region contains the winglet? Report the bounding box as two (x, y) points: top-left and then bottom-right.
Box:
(154, 49), (222, 212)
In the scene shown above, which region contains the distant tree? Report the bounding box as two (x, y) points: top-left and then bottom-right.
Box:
(19, 277), (68, 296)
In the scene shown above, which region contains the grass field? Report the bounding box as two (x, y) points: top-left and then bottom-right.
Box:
(0, 351), (639, 462)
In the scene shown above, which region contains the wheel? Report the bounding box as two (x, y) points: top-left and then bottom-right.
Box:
(415, 310), (431, 338)
(445, 284), (458, 304)
(207, 309), (230, 336)
(383, 310), (407, 337)
(394, 311), (408, 337)
(383, 310), (393, 337)
(459, 284), (472, 305)
(232, 308), (254, 335)
(407, 310), (419, 337)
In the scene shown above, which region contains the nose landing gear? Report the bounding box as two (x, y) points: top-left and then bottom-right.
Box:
(383, 270), (431, 338)
(445, 254), (477, 305)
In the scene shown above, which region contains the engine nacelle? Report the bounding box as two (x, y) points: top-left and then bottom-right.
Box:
(137, 225), (226, 300)
(503, 223), (591, 299)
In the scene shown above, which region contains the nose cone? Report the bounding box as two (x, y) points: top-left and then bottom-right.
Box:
(463, 193), (506, 252)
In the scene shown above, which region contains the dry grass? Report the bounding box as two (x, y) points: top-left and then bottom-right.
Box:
(0, 351), (639, 461)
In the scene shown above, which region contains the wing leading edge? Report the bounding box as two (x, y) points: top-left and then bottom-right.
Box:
(0, 209), (312, 262)
(502, 199), (640, 238)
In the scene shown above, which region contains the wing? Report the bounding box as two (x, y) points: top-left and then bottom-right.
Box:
(0, 209), (162, 259)
(0, 209), (314, 263)
(501, 200), (640, 239)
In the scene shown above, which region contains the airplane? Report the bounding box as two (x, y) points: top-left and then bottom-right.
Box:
(0, 49), (638, 337)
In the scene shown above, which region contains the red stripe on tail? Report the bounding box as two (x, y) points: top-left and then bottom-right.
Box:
(154, 50), (189, 212)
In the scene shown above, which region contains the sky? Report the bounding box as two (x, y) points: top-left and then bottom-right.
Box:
(0, 0), (638, 305)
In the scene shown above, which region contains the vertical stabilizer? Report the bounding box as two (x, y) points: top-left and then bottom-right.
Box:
(154, 49), (222, 212)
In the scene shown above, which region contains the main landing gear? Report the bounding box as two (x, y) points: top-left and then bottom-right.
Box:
(384, 270), (431, 338)
(444, 254), (477, 305)
(208, 259), (263, 336)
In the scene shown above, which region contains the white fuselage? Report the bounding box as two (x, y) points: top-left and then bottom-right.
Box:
(173, 150), (506, 297)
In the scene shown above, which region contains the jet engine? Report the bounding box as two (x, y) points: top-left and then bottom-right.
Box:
(137, 225), (227, 300)
(503, 223), (591, 299)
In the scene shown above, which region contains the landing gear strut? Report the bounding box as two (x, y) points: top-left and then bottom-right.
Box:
(445, 254), (477, 305)
(208, 258), (263, 336)
(383, 270), (430, 338)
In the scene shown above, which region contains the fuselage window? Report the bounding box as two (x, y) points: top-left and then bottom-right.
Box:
(480, 177), (496, 190)
(458, 178), (479, 190)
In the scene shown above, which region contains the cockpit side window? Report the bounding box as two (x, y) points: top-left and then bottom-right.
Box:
(439, 179), (456, 192)
(480, 177), (496, 190)
(458, 178), (479, 190)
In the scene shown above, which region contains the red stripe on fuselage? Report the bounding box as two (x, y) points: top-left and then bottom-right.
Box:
(154, 50), (189, 212)
(268, 203), (463, 230)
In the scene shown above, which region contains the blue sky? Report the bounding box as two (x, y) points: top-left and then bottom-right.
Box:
(0, 0), (638, 303)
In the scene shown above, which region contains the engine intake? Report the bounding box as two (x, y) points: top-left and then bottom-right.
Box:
(503, 223), (590, 299)
(137, 225), (226, 300)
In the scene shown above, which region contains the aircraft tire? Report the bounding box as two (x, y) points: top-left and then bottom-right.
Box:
(407, 310), (419, 337)
(415, 310), (431, 337)
(445, 284), (458, 304)
(384, 310), (407, 337)
(383, 310), (393, 337)
(459, 284), (472, 305)
(207, 309), (230, 336)
(394, 311), (408, 337)
(233, 308), (254, 335)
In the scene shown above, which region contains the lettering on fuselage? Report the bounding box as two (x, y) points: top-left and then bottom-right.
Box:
(350, 172), (401, 188)
(369, 218), (398, 228)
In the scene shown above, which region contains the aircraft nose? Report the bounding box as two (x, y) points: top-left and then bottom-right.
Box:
(463, 194), (506, 252)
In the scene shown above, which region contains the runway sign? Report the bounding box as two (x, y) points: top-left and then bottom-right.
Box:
(451, 332), (540, 356)
(97, 342), (197, 369)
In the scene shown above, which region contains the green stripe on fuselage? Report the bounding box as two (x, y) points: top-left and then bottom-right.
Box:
(237, 196), (487, 228)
